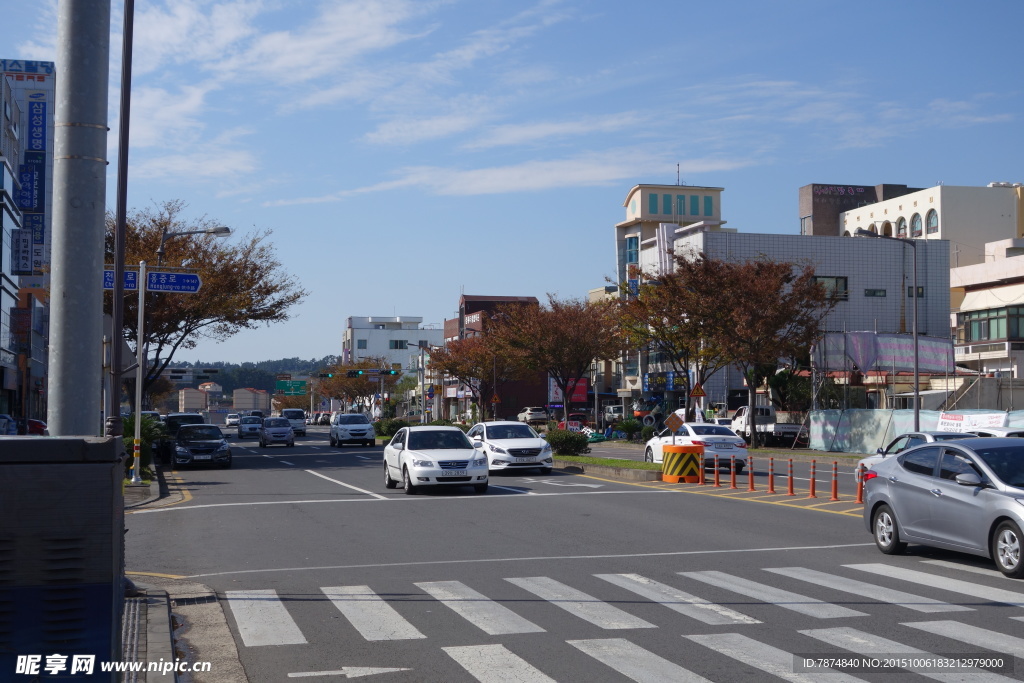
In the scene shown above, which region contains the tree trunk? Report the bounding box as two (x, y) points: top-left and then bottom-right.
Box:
(747, 385), (759, 449)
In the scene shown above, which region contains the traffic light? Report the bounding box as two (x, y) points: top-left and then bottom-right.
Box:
(318, 373), (333, 378)
(346, 370), (359, 378)
(379, 369), (398, 375)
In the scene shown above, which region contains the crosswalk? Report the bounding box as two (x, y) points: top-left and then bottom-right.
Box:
(225, 560), (1024, 681)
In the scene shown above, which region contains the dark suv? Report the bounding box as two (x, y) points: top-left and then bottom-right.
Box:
(158, 413), (205, 462)
(173, 424), (232, 468)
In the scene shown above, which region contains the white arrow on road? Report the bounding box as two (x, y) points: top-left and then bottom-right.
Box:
(520, 478), (604, 488)
(288, 667), (411, 679)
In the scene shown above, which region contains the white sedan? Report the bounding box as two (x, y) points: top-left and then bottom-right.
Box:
(467, 421), (553, 474)
(384, 426), (489, 495)
(644, 423), (748, 472)
(855, 431), (978, 481)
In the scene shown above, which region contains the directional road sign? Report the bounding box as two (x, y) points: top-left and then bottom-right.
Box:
(103, 270), (140, 290)
(275, 380), (307, 396)
(102, 270), (202, 293)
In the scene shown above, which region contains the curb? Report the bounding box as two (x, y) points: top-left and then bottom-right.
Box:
(552, 459), (662, 482)
(124, 465), (163, 509)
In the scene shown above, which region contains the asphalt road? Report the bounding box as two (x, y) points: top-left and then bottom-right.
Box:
(127, 427), (1024, 682)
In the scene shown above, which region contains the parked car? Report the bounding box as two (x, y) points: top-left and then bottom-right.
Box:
(318, 413), (331, 426)
(557, 413), (590, 430)
(330, 413), (376, 447)
(966, 427), (1024, 438)
(21, 418), (48, 436)
(140, 410), (162, 423)
(467, 421), (553, 474)
(259, 417), (295, 448)
(644, 422), (748, 472)
(864, 437), (1024, 578)
(226, 413), (240, 427)
(280, 408), (306, 436)
(237, 415), (263, 439)
(172, 424), (232, 468)
(517, 407), (549, 423)
(383, 425), (489, 494)
(856, 431), (979, 481)
(730, 405), (801, 445)
(159, 413), (206, 461)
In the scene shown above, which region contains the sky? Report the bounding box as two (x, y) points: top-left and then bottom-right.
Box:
(3, 0), (1023, 364)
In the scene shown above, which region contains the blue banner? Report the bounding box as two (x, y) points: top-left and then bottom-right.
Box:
(27, 100), (46, 151)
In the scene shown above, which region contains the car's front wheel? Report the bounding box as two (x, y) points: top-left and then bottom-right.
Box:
(366, 440), (374, 447)
(384, 461), (398, 489)
(645, 448), (654, 463)
(402, 467), (417, 495)
(474, 482), (488, 494)
(994, 521), (1024, 578)
(219, 455), (232, 469)
(539, 467), (552, 475)
(873, 504), (906, 555)
(329, 433), (336, 447)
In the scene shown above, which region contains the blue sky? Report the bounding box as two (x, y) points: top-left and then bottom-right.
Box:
(4, 0), (1023, 364)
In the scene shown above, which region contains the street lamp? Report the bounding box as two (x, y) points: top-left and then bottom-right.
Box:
(156, 225), (231, 266)
(855, 228), (919, 431)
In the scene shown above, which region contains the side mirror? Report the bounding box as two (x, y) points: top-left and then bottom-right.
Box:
(876, 448), (885, 456)
(955, 472), (983, 487)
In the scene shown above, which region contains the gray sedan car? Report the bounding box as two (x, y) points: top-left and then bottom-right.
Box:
(259, 417), (295, 448)
(864, 437), (1024, 578)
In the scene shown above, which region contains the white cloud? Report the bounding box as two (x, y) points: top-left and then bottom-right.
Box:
(133, 146), (260, 179)
(466, 112), (646, 149)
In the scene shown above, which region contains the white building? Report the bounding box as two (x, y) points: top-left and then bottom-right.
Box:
(341, 316), (444, 373)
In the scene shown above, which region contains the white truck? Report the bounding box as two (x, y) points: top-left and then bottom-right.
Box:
(730, 405), (803, 446)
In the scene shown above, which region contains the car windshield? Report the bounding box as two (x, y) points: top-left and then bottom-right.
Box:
(337, 415), (370, 425)
(240, 417), (262, 424)
(689, 426), (736, 436)
(281, 410), (304, 419)
(486, 424), (538, 439)
(179, 426), (223, 440)
(408, 430), (472, 450)
(973, 445), (1024, 487)
(264, 418), (289, 427)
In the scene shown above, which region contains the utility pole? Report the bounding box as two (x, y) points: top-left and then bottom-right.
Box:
(48, 0), (111, 436)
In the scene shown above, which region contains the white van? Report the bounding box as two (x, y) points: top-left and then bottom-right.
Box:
(280, 408), (307, 436)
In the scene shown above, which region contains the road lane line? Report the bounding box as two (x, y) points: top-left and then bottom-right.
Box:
(904, 620), (1024, 657)
(800, 626), (1013, 681)
(686, 632), (863, 683)
(920, 559), (1004, 578)
(225, 589), (307, 646)
(280, 461), (295, 466)
(764, 566), (972, 613)
(488, 485), (533, 494)
(845, 563), (1024, 606)
(305, 469), (387, 500)
(568, 638), (711, 682)
(416, 580), (545, 635)
(506, 577), (655, 630)
(321, 585), (425, 641)
(679, 570), (867, 619)
(595, 573), (759, 625)
(443, 644), (555, 682)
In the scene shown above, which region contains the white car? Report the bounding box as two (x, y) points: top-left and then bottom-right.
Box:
(644, 422), (748, 472)
(280, 408), (307, 436)
(383, 426), (489, 494)
(330, 412), (376, 447)
(856, 431), (978, 481)
(225, 413), (240, 427)
(467, 421), (553, 474)
(517, 407), (549, 423)
(236, 416), (263, 439)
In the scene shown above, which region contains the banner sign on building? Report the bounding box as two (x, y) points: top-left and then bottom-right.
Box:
(11, 229), (32, 275)
(548, 377), (588, 403)
(936, 411), (1008, 433)
(8, 308), (31, 354)
(811, 332), (955, 374)
(26, 99), (46, 151)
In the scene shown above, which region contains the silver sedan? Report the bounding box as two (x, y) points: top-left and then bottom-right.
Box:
(864, 437), (1024, 578)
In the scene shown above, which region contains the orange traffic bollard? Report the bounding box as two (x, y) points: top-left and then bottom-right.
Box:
(747, 456), (756, 491)
(855, 464), (865, 504)
(787, 458), (795, 496)
(768, 457), (776, 494)
(807, 459), (818, 498)
(698, 460), (706, 485)
(713, 454), (721, 488)
(729, 455), (738, 489)
(830, 461), (840, 501)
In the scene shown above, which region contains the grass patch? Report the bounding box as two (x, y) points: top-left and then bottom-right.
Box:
(555, 455), (663, 471)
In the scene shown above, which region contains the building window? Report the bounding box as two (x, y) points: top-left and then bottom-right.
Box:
(356, 339), (367, 349)
(677, 195), (686, 216)
(907, 286), (924, 298)
(389, 340), (408, 350)
(625, 236), (639, 263)
(703, 196), (713, 217)
(814, 276), (849, 301)
(663, 194), (672, 215)
(911, 213), (922, 237)
(690, 195), (699, 216)
(630, 199), (636, 216)
(648, 193), (658, 214)
(896, 217), (907, 237)
(958, 307), (1014, 343)
(926, 209), (939, 234)
(864, 289), (886, 297)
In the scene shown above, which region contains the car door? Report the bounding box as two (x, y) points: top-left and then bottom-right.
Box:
(927, 447), (989, 551)
(386, 429), (406, 475)
(890, 446), (942, 540)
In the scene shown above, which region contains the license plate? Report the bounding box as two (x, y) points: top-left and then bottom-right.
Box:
(515, 458), (535, 463)
(444, 470), (467, 476)
(193, 455), (211, 460)
(715, 443), (733, 449)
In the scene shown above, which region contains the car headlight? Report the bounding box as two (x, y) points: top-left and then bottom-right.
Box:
(175, 446), (190, 455)
(216, 443), (230, 453)
(411, 459), (433, 468)
(489, 445), (508, 455)
(540, 443), (552, 453)
(473, 457), (487, 467)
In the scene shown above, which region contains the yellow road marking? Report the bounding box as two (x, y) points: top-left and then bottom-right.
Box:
(126, 571), (187, 580)
(125, 473), (192, 513)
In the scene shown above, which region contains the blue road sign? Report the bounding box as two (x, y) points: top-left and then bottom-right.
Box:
(103, 270), (140, 290)
(147, 272), (201, 293)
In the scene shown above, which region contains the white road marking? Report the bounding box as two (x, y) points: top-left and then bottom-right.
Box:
(443, 644), (555, 683)
(764, 566), (972, 613)
(904, 620), (1024, 657)
(568, 638), (711, 682)
(920, 559), (1004, 578)
(356, 456), (373, 460)
(280, 461), (295, 466)
(519, 477), (603, 488)
(845, 563), (1024, 606)
(596, 573), (759, 625)
(679, 570), (867, 619)
(225, 589), (306, 647)
(800, 626), (1014, 681)
(321, 585), (425, 641)
(505, 576), (655, 630)
(488, 485), (534, 494)
(686, 632), (863, 683)
(305, 470), (387, 500)
(416, 580), (545, 635)
(288, 667), (411, 678)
